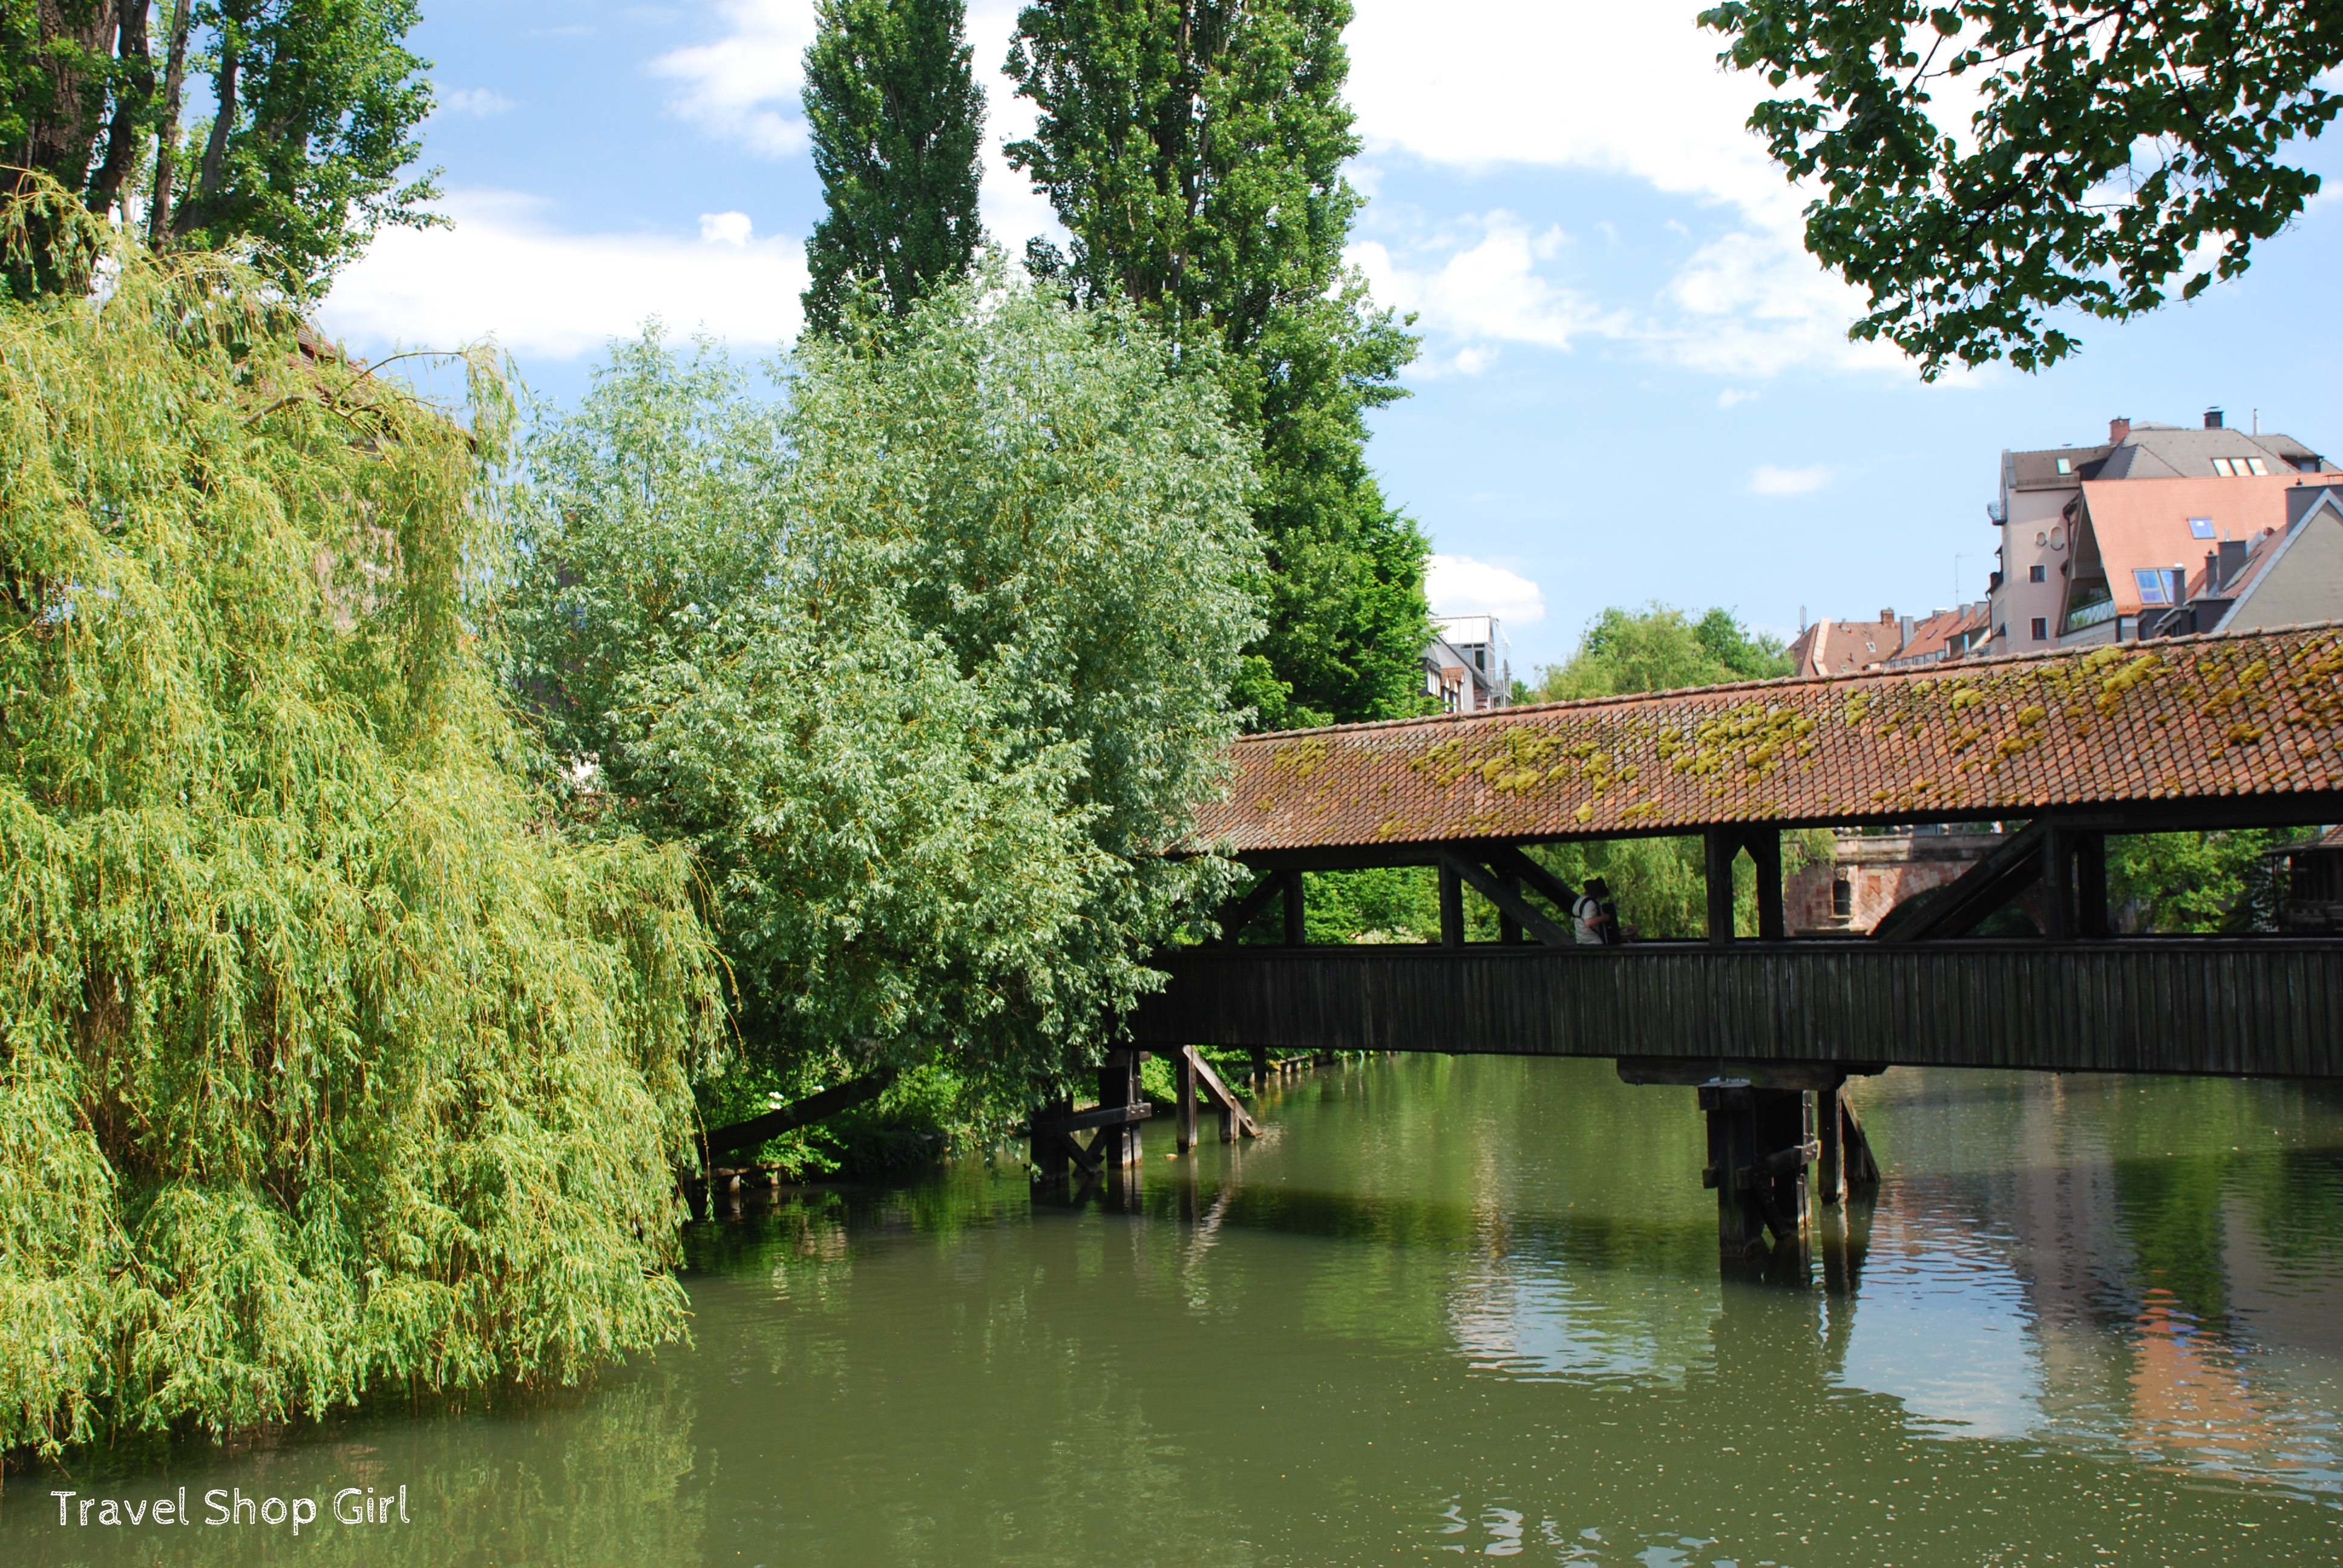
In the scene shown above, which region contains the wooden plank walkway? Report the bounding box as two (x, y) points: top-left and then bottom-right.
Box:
(1130, 941), (2343, 1079)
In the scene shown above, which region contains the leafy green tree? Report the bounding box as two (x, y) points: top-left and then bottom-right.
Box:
(799, 0), (986, 337)
(514, 272), (1260, 1135)
(2108, 828), (2296, 933)
(1533, 603), (1791, 701)
(1701, 0), (2343, 377)
(0, 232), (721, 1454)
(1006, 0), (1428, 728)
(2, 0), (437, 296)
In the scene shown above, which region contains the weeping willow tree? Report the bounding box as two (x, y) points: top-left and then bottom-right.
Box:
(0, 193), (723, 1459)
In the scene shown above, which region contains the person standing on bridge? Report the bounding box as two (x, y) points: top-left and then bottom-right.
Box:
(1573, 878), (1617, 946)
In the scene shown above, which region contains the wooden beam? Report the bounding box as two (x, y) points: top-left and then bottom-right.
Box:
(1872, 814), (2123, 942)
(1484, 843), (1579, 921)
(1034, 1101), (1155, 1134)
(1441, 852), (1574, 948)
(1438, 861), (1465, 947)
(1747, 827), (1784, 941)
(2042, 822), (2072, 942)
(1704, 827), (1738, 946)
(1281, 869), (1306, 947)
(1214, 872), (1285, 947)
(700, 1068), (896, 1166)
(1617, 1057), (1880, 1091)
(1181, 1045), (1260, 1138)
(2076, 831), (2108, 939)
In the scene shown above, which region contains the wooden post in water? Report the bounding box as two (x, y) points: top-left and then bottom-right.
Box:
(1097, 1050), (1144, 1178)
(1032, 1096), (1071, 1192)
(1699, 1079), (1817, 1256)
(1840, 1093), (1881, 1187)
(1176, 1047), (1199, 1153)
(1816, 1082), (1844, 1206)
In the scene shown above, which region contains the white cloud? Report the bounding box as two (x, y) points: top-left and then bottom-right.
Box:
(699, 210), (755, 246)
(1350, 212), (1621, 370)
(1348, 1), (1788, 215)
(1717, 387), (1757, 408)
(321, 189), (807, 361)
(1344, 1), (1898, 379)
(968, 1), (1071, 260)
(1427, 555), (1545, 624)
(435, 87), (516, 118)
(649, 0), (817, 158)
(1748, 463), (1833, 497)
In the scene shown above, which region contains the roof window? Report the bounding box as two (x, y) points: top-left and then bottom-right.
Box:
(2189, 517), (2215, 539)
(2134, 568), (2173, 605)
(2055, 457), (2073, 475)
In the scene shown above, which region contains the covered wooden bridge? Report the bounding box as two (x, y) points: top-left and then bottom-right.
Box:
(1073, 623), (2343, 1255)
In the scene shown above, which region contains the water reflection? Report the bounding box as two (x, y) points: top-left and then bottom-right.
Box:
(6, 1056), (2342, 1566)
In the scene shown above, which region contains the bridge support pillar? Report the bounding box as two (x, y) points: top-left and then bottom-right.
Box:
(1699, 1081), (1817, 1258)
(1096, 1050), (1145, 1183)
(1030, 1096), (1072, 1195)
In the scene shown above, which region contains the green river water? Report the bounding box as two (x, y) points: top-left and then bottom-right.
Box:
(8, 1055), (2343, 1566)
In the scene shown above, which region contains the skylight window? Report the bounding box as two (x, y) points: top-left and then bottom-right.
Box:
(2212, 457), (2235, 475)
(2134, 569), (2173, 605)
(2189, 517), (2215, 539)
(2055, 457), (2073, 474)
(2247, 457), (2269, 475)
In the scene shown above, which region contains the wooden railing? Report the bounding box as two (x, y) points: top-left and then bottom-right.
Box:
(1130, 939), (2343, 1079)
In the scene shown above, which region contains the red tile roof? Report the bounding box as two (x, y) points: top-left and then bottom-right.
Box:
(2077, 474), (2304, 615)
(1788, 615), (1902, 678)
(1193, 623), (2343, 852)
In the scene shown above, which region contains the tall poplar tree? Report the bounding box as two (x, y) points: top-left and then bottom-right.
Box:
(1006, 0), (1427, 728)
(799, 0), (986, 337)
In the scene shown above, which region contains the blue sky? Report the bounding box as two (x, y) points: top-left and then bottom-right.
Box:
(320, 0), (2343, 677)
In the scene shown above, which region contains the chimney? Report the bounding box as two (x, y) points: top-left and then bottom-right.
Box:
(1879, 609), (1895, 626)
(2109, 416), (2131, 444)
(2217, 538), (2248, 589)
(2204, 407), (2224, 430)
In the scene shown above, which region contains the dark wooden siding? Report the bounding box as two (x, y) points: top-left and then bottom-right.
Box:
(1130, 941), (2343, 1079)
